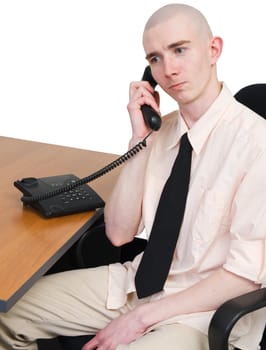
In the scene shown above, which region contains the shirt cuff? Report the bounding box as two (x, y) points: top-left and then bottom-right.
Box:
(223, 239), (266, 285)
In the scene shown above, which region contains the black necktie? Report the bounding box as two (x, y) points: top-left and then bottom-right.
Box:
(135, 133), (192, 298)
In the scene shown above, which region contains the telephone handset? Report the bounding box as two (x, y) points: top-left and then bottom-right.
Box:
(14, 66), (162, 218)
(141, 66), (162, 131)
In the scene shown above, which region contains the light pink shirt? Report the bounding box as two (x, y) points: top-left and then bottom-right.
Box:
(108, 84), (266, 350)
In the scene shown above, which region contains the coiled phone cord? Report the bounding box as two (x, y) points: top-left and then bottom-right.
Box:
(21, 132), (153, 204)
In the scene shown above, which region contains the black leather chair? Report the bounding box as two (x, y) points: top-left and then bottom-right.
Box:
(234, 83), (266, 117)
(39, 84), (266, 350)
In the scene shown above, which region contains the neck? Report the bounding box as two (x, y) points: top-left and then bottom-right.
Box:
(179, 80), (222, 129)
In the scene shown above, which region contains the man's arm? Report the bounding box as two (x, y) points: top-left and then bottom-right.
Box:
(82, 268), (259, 350)
(104, 142), (151, 246)
(104, 80), (160, 246)
(139, 268), (260, 326)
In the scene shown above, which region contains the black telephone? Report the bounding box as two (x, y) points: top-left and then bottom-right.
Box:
(14, 67), (162, 218)
(141, 66), (161, 131)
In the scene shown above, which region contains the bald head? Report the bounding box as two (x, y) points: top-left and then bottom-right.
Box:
(144, 3), (213, 40)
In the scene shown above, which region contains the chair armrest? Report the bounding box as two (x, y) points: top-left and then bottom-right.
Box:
(208, 287), (266, 350)
(120, 237), (147, 263)
(74, 221), (121, 268)
(74, 213), (147, 268)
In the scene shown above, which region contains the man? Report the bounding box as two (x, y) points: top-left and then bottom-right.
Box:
(0, 4), (265, 350)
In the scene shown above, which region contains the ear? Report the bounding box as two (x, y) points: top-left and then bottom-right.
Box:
(209, 36), (223, 64)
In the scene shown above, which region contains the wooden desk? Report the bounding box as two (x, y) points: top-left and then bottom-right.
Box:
(0, 136), (120, 312)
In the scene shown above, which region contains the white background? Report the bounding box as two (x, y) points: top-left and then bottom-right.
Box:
(1, 0), (265, 155)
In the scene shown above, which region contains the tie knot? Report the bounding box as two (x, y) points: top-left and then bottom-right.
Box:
(181, 132), (190, 145)
(179, 133), (192, 154)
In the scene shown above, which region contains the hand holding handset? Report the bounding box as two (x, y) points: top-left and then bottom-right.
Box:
(141, 66), (162, 131)
(14, 67), (162, 217)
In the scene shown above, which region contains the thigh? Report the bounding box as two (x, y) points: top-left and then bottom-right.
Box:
(0, 266), (121, 339)
(117, 323), (209, 350)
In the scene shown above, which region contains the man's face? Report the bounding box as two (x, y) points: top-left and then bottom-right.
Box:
(143, 15), (215, 107)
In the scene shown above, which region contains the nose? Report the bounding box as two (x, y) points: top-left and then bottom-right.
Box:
(163, 58), (180, 78)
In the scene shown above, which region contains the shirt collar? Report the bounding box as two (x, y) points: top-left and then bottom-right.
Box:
(166, 83), (234, 154)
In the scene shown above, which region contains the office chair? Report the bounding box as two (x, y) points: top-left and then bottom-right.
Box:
(40, 84), (266, 350)
(234, 83), (266, 117)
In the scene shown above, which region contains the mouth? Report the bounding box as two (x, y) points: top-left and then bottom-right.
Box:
(168, 82), (186, 90)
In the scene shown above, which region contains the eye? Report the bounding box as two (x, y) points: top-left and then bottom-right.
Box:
(149, 56), (160, 64)
(175, 47), (186, 54)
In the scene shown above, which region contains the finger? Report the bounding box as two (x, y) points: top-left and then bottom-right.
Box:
(129, 82), (160, 115)
(127, 95), (160, 119)
(129, 81), (155, 99)
(81, 337), (99, 350)
(130, 87), (154, 103)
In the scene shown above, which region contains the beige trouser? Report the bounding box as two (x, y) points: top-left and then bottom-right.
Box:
(0, 266), (209, 350)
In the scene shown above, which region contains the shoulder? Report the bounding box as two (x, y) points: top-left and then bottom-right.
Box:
(232, 100), (266, 149)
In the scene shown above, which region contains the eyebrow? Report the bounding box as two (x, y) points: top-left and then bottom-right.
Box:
(145, 40), (191, 60)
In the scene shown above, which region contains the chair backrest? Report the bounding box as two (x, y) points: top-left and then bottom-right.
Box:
(234, 84), (266, 350)
(234, 83), (266, 119)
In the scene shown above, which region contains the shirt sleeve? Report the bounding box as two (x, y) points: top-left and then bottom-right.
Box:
(223, 150), (266, 286)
